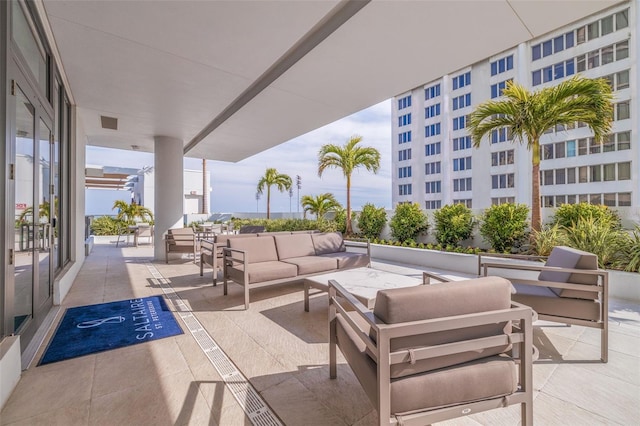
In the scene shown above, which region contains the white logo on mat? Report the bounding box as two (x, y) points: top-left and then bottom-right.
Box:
(76, 316), (126, 329)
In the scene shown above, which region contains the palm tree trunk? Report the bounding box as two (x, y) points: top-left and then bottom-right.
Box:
(531, 139), (542, 233)
(267, 186), (271, 219)
(346, 174), (352, 235)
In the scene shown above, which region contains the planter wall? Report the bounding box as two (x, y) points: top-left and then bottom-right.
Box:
(370, 243), (639, 302)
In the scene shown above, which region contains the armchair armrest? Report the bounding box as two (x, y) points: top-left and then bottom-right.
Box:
(422, 271), (453, 284)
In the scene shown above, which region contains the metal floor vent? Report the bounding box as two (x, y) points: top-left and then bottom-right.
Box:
(142, 260), (283, 426)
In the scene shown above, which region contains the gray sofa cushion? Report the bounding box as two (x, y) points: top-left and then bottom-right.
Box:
(227, 261), (298, 284)
(538, 246), (599, 299)
(281, 256), (337, 275)
(312, 232), (346, 255)
(319, 252), (369, 269)
(372, 277), (512, 378)
(228, 236), (278, 263)
(274, 234), (316, 260)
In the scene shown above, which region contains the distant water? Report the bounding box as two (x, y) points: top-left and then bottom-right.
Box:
(85, 189), (132, 216)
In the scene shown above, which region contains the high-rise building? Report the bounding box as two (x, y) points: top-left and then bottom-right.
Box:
(392, 1), (637, 220)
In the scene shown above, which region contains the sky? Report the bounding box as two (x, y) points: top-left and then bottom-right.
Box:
(86, 99), (392, 215)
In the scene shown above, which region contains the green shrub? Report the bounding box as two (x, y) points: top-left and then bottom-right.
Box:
(389, 203), (428, 243)
(564, 217), (627, 268)
(90, 216), (122, 236)
(357, 204), (387, 239)
(433, 204), (474, 247)
(479, 203), (529, 253)
(616, 226), (640, 273)
(227, 217), (337, 233)
(552, 203), (621, 229)
(532, 223), (568, 256)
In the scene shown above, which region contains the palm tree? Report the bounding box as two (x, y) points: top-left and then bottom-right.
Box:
(301, 193), (342, 221)
(112, 200), (154, 225)
(318, 135), (380, 234)
(256, 168), (292, 219)
(467, 76), (613, 232)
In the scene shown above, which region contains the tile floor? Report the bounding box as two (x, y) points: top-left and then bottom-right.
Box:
(1, 243), (639, 425)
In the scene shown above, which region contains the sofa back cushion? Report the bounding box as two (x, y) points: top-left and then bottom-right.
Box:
(372, 277), (513, 377)
(538, 246), (599, 299)
(274, 234), (315, 260)
(311, 232), (346, 255)
(167, 228), (194, 246)
(228, 236), (278, 263)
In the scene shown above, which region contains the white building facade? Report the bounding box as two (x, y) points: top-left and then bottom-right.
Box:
(392, 1), (638, 221)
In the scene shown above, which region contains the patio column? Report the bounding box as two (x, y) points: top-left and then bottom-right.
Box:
(154, 136), (184, 260)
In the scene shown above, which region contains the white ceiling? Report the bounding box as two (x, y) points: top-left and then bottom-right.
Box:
(42, 0), (620, 162)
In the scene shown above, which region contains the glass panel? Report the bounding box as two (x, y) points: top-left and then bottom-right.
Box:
(603, 163), (616, 181)
(616, 41), (628, 60)
(616, 102), (630, 120)
(618, 192), (631, 206)
(37, 120), (52, 309)
(11, 1), (47, 94)
(601, 16), (614, 35)
(603, 194), (616, 207)
(587, 22), (599, 40)
(616, 70), (629, 90)
(579, 194), (588, 203)
(617, 131), (630, 150)
(618, 162), (631, 180)
(616, 10), (629, 30)
(567, 168), (576, 184)
(14, 87), (35, 333)
(567, 195), (576, 204)
(601, 46), (614, 65)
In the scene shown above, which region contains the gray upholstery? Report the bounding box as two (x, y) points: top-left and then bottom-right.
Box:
(228, 236), (278, 263)
(538, 246), (599, 299)
(312, 232), (346, 255)
(319, 252), (369, 269)
(228, 261), (297, 284)
(512, 283), (601, 321)
(281, 256), (337, 275)
(274, 234), (316, 259)
(330, 276), (533, 425)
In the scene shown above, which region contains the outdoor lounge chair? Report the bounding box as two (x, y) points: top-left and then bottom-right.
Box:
(480, 245), (608, 362)
(134, 223), (153, 246)
(329, 276), (533, 425)
(164, 227), (198, 263)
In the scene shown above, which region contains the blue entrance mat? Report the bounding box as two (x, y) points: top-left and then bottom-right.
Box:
(39, 296), (183, 365)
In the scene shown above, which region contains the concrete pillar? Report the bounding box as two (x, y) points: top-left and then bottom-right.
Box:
(154, 136), (184, 260)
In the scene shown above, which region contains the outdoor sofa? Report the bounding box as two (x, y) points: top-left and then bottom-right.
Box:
(329, 276), (533, 425)
(222, 232), (370, 309)
(164, 227), (198, 263)
(480, 245), (608, 362)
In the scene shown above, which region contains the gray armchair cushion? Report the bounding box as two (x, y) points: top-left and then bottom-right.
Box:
(228, 236), (278, 263)
(372, 277), (512, 378)
(512, 283), (601, 321)
(538, 246), (599, 299)
(312, 232), (346, 255)
(274, 234), (316, 260)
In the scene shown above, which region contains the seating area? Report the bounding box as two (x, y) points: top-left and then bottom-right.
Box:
(223, 232), (370, 309)
(4, 242), (636, 425)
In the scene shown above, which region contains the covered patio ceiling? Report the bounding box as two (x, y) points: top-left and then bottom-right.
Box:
(41, 0), (619, 162)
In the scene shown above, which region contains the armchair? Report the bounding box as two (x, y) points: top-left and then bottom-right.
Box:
(164, 227), (198, 263)
(329, 276), (533, 425)
(480, 246), (608, 362)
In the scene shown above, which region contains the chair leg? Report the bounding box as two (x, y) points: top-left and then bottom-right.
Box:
(601, 327), (608, 363)
(522, 400), (533, 426)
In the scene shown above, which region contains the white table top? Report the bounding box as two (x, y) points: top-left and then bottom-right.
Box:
(305, 267), (424, 309)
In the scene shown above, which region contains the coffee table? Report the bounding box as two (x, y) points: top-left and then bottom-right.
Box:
(303, 267), (428, 311)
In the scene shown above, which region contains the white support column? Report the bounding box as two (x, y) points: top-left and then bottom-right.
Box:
(154, 136), (184, 260)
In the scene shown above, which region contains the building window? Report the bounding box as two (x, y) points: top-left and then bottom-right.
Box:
(453, 156), (472, 171)
(603, 163), (615, 181)
(542, 40), (552, 57)
(453, 71), (471, 90)
(567, 195), (577, 204)
(453, 136), (471, 151)
(399, 184), (412, 196)
(453, 178), (472, 192)
(617, 131), (630, 150)
(567, 168), (576, 184)
(618, 162), (631, 180)
(425, 200), (442, 210)
(616, 40), (628, 60)
(618, 192), (631, 206)
(425, 181), (441, 194)
(397, 95), (412, 110)
(616, 10), (629, 30)
(616, 70), (629, 90)
(398, 166), (412, 178)
(425, 83), (441, 100)
(587, 21), (600, 41)
(590, 165), (601, 182)
(566, 140), (576, 157)
(425, 123), (441, 137)
(425, 161), (441, 175)
(398, 113), (411, 127)
(616, 101), (630, 120)
(491, 173), (515, 189)
(425, 103), (441, 118)
(603, 193), (616, 207)
(425, 142), (441, 156)
(398, 148), (412, 161)
(398, 130), (412, 144)
(490, 55), (513, 76)
(555, 169), (566, 185)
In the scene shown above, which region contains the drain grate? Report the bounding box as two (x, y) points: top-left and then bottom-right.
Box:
(142, 260), (283, 426)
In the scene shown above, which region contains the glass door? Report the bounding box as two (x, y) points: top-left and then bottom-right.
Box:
(13, 84), (36, 333)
